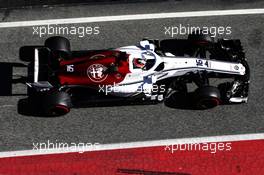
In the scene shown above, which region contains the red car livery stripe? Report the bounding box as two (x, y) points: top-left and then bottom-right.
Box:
(58, 50), (130, 85)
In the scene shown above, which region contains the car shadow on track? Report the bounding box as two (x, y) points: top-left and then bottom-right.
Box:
(0, 62), (37, 116)
(0, 62), (45, 117)
(0, 62), (27, 96)
(17, 97), (159, 117)
(164, 92), (198, 110)
(17, 93), (198, 118)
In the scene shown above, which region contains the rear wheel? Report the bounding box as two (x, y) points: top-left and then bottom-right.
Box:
(45, 36), (71, 65)
(43, 91), (71, 116)
(47, 104), (70, 116)
(29, 91), (71, 116)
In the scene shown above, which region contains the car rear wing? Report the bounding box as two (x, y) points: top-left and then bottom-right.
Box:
(34, 48), (39, 82)
(26, 47), (53, 89)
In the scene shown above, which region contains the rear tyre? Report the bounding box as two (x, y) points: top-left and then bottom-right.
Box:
(47, 104), (70, 116)
(44, 36), (71, 61)
(29, 91), (71, 116)
(193, 86), (221, 109)
(43, 91), (71, 116)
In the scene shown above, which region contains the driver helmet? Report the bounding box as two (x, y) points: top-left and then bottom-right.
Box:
(133, 57), (146, 69)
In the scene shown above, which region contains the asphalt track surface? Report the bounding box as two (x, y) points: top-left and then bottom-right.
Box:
(0, 0), (264, 152)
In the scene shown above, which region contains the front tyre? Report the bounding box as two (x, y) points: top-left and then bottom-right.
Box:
(188, 30), (214, 43)
(193, 86), (221, 109)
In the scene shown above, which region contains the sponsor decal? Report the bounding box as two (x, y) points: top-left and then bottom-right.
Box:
(87, 64), (108, 82)
(234, 65), (239, 70)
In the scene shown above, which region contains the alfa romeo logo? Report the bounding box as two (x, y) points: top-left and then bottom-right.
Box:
(87, 64), (108, 82)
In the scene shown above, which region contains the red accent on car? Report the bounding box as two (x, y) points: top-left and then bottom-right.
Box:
(58, 50), (130, 86)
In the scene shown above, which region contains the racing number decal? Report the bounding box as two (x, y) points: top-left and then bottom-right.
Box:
(67, 65), (74, 72)
(196, 59), (209, 68)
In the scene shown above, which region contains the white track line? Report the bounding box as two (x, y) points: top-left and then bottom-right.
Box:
(0, 133), (263, 158)
(0, 8), (264, 28)
(0, 105), (14, 108)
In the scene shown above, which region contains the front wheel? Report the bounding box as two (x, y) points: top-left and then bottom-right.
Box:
(193, 86), (221, 109)
(188, 30), (214, 43)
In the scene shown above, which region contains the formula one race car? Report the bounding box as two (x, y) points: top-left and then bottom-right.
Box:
(19, 32), (249, 116)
